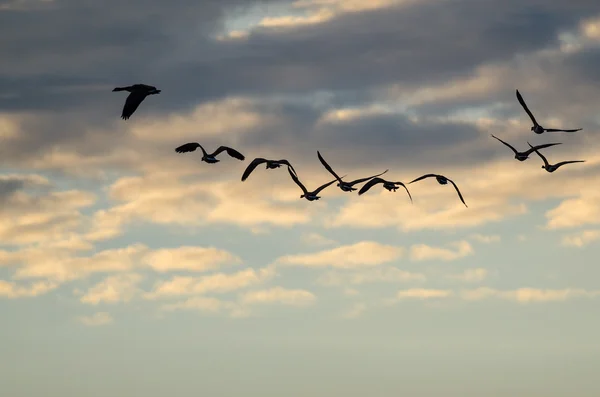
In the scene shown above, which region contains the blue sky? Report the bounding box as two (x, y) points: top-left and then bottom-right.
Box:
(2, 0), (600, 396)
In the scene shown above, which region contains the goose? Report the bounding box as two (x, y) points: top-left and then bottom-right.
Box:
(357, 177), (413, 202)
(113, 84), (161, 120)
(287, 167), (338, 201)
(317, 151), (388, 192)
(516, 89), (582, 134)
(490, 134), (562, 161)
(241, 158), (297, 182)
(409, 174), (467, 207)
(175, 142), (245, 163)
(527, 142), (585, 173)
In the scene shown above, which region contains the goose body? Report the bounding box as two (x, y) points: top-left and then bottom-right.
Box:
(358, 177), (413, 202)
(491, 134), (562, 161)
(527, 142), (585, 173)
(409, 174), (467, 207)
(287, 167), (337, 201)
(241, 158), (296, 181)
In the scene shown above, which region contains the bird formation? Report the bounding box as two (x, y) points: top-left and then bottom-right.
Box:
(113, 85), (586, 208)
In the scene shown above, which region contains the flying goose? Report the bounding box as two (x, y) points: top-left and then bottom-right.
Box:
(241, 158), (297, 182)
(287, 167), (338, 201)
(490, 134), (562, 161)
(175, 142), (245, 163)
(527, 142), (585, 173)
(409, 174), (467, 207)
(516, 89), (582, 134)
(113, 84), (161, 120)
(357, 177), (413, 202)
(317, 151), (388, 192)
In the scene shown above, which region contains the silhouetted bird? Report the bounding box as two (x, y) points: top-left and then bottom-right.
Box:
(527, 142), (585, 173)
(175, 143), (245, 163)
(357, 177), (412, 202)
(516, 89), (581, 134)
(287, 167), (338, 201)
(409, 174), (467, 207)
(241, 158), (296, 181)
(317, 151), (388, 192)
(490, 134), (562, 161)
(113, 84), (161, 120)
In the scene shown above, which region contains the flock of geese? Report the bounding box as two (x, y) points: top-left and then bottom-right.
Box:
(113, 85), (586, 208)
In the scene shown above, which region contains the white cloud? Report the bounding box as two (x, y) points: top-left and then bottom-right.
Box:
(276, 241), (403, 268)
(302, 232), (338, 247)
(239, 286), (317, 307)
(395, 288), (454, 300)
(316, 266), (425, 286)
(0, 280), (58, 298)
(77, 312), (114, 327)
(561, 230), (600, 248)
(469, 234), (501, 244)
(80, 273), (143, 305)
(447, 268), (488, 283)
(460, 287), (600, 303)
(341, 302), (367, 319)
(409, 241), (474, 262)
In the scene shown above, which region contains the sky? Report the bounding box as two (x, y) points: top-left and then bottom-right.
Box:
(2, 0), (600, 396)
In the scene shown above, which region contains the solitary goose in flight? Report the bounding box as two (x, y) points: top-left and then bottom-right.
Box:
(491, 134), (562, 161)
(357, 177), (413, 202)
(175, 142), (245, 163)
(241, 158), (297, 182)
(516, 89), (582, 134)
(317, 151), (388, 192)
(527, 142), (585, 173)
(113, 84), (161, 120)
(409, 174), (467, 207)
(287, 167), (338, 201)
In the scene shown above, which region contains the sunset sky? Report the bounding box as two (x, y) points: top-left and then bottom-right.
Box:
(2, 0), (600, 396)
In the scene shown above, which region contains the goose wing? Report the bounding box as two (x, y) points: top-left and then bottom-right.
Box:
(516, 89), (539, 126)
(554, 160), (585, 169)
(408, 174), (438, 184)
(212, 146), (245, 160)
(524, 142), (562, 155)
(276, 160), (297, 176)
(394, 182), (413, 203)
(490, 134), (518, 155)
(313, 177), (339, 195)
(543, 128), (582, 133)
(527, 142), (549, 167)
(288, 166), (308, 194)
(121, 91), (147, 120)
(317, 151), (342, 182)
(175, 142), (204, 154)
(347, 169), (389, 186)
(241, 158), (267, 181)
(358, 177), (386, 195)
(447, 179), (467, 208)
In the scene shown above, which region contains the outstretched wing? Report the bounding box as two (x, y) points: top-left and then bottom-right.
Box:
(543, 128), (582, 133)
(358, 177), (385, 195)
(347, 169), (389, 186)
(394, 182), (413, 203)
(317, 151), (342, 182)
(276, 160), (297, 176)
(408, 174), (437, 184)
(554, 160), (585, 169)
(241, 158), (267, 181)
(287, 166), (308, 194)
(527, 142), (549, 167)
(516, 89), (538, 126)
(121, 91), (147, 120)
(213, 146), (245, 160)
(490, 134), (518, 155)
(175, 142), (202, 154)
(524, 142), (562, 155)
(447, 179), (467, 208)
(313, 178), (339, 195)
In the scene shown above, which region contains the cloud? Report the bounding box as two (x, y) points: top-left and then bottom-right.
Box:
(80, 273), (144, 305)
(302, 232), (337, 247)
(276, 241), (403, 268)
(239, 286), (317, 307)
(545, 192), (600, 230)
(144, 266), (276, 300)
(395, 288), (454, 300)
(409, 241), (474, 262)
(341, 302), (367, 319)
(460, 287), (600, 303)
(0, 280), (58, 298)
(77, 312), (114, 327)
(561, 229), (600, 247)
(469, 234), (501, 244)
(316, 266), (425, 286)
(447, 268), (489, 283)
